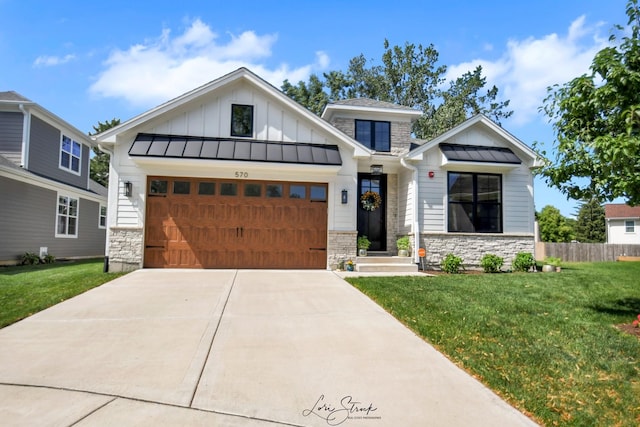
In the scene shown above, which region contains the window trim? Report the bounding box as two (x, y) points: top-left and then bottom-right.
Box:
(55, 193), (79, 238)
(447, 172), (503, 233)
(59, 135), (82, 175)
(355, 119), (391, 152)
(99, 204), (107, 229)
(230, 104), (254, 138)
(625, 220), (635, 233)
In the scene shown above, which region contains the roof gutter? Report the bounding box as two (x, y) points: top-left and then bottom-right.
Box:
(400, 157), (420, 264)
(18, 104), (31, 168)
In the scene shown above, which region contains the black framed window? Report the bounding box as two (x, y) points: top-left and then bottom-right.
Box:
(231, 104), (253, 137)
(448, 172), (502, 233)
(355, 120), (390, 151)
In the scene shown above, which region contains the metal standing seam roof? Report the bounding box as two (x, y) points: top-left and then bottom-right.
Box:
(128, 134), (342, 166)
(439, 143), (522, 164)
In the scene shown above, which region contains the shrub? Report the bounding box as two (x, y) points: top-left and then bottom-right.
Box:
(42, 254), (56, 264)
(357, 235), (371, 249)
(481, 254), (504, 273)
(544, 256), (562, 267)
(513, 252), (536, 272)
(441, 253), (463, 274)
(20, 252), (40, 265)
(396, 236), (411, 251)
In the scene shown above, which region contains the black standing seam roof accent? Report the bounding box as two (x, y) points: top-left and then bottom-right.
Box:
(439, 143), (521, 164)
(128, 133), (343, 166)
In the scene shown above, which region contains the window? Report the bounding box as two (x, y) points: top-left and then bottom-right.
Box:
(625, 220), (635, 233)
(149, 180), (168, 194)
(60, 135), (81, 174)
(448, 172), (502, 233)
(289, 185), (306, 199)
(198, 182), (216, 195)
(266, 184), (283, 198)
(57, 195), (78, 237)
(355, 120), (390, 151)
(99, 205), (107, 229)
(231, 104), (253, 137)
(310, 185), (327, 201)
(220, 183), (238, 196)
(244, 183), (262, 197)
(173, 181), (191, 194)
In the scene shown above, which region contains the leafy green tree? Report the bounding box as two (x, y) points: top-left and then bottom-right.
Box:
(89, 118), (120, 187)
(538, 205), (576, 242)
(538, 0), (640, 205)
(282, 39), (511, 139)
(574, 198), (606, 242)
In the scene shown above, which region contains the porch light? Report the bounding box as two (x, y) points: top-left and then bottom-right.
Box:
(370, 164), (383, 175)
(124, 181), (133, 197)
(341, 189), (348, 204)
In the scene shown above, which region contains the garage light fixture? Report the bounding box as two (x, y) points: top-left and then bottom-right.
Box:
(124, 181), (133, 197)
(341, 189), (348, 204)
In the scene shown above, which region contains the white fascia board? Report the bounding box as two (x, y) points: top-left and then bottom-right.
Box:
(322, 103), (423, 120)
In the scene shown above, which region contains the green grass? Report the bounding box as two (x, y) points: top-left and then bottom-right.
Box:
(0, 258), (126, 328)
(347, 263), (640, 426)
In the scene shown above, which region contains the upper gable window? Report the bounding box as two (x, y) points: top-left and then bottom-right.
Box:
(60, 135), (81, 174)
(231, 104), (254, 137)
(355, 120), (390, 152)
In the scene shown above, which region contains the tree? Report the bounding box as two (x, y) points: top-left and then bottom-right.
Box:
(538, 0), (640, 205)
(537, 205), (576, 242)
(281, 39), (512, 139)
(89, 118), (120, 187)
(574, 198), (606, 242)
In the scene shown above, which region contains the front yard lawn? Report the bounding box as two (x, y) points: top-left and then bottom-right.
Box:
(346, 262), (640, 426)
(0, 259), (126, 328)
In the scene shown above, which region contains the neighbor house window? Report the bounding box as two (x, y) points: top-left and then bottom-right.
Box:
(448, 172), (502, 233)
(57, 195), (78, 237)
(60, 135), (81, 174)
(99, 205), (107, 229)
(355, 120), (390, 151)
(625, 220), (635, 233)
(231, 104), (254, 137)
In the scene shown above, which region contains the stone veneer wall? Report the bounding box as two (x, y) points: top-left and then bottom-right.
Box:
(420, 233), (535, 270)
(328, 230), (358, 269)
(108, 227), (143, 272)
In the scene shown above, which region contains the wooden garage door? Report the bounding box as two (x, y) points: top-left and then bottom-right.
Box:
(144, 177), (328, 269)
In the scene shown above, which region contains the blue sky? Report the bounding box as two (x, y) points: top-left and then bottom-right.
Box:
(0, 0), (630, 216)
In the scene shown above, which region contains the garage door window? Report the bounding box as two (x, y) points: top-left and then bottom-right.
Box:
(198, 182), (215, 195)
(267, 184), (283, 197)
(173, 181), (191, 194)
(150, 180), (168, 194)
(290, 185), (306, 199)
(310, 185), (327, 201)
(221, 183), (238, 196)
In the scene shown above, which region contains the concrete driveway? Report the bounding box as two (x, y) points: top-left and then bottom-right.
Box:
(0, 270), (537, 426)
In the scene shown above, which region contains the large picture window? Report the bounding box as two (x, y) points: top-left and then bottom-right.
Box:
(60, 135), (81, 174)
(57, 195), (79, 237)
(448, 172), (502, 233)
(231, 104), (254, 137)
(355, 120), (390, 151)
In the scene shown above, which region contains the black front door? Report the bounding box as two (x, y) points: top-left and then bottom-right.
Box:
(357, 174), (386, 251)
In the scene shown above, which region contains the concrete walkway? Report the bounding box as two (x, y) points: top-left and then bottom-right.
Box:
(0, 270), (537, 426)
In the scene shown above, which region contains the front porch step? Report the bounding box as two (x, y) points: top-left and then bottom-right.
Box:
(355, 256), (418, 273)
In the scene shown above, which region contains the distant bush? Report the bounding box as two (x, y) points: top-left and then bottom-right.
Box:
(441, 253), (463, 274)
(20, 252), (40, 265)
(513, 252), (536, 272)
(481, 254), (504, 273)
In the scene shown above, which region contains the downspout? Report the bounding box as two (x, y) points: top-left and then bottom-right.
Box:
(18, 104), (31, 168)
(400, 157), (420, 264)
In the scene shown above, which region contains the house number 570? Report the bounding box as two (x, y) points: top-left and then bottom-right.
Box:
(235, 171), (248, 178)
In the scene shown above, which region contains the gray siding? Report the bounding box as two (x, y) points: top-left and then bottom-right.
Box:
(0, 111), (23, 165)
(28, 116), (89, 189)
(0, 176), (105, 262)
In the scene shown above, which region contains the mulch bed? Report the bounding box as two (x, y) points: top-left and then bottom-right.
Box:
(616, 323), (640, 339)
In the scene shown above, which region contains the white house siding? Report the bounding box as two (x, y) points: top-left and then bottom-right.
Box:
(398, 168), (412, 235)
(106, 80), (358, 271)
(607, 219), (640, 244)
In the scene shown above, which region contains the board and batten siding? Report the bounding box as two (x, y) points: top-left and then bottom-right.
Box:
(0, 176), (105, 262)
(0, 111), (23, 165)
(28, 116), (90, 189)
(398, 168), (413, 235)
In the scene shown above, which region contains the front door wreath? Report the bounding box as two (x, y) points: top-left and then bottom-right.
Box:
(360, 191), (382, 211)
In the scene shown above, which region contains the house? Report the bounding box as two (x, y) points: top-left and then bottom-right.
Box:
(0, 91), (107, 265)
(605, 204), (640, 244)
(94, 67), (541, 272)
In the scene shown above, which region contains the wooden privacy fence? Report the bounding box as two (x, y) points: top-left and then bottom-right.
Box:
(536, 242), (640, 262)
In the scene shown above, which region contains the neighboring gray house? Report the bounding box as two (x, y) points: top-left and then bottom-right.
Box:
(95, 68), (542, 272)
(0, 91), (107, 265)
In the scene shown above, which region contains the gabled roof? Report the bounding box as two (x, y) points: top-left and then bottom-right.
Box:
(604, 204), (640, 219)
(330, 98), (418, 111)
(0, 91), (33, 103)
(93, 67), (372, 157)
(406, 114), (542, 167)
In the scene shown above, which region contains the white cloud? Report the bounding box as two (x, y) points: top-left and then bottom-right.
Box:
(33, 53), (76, 67)
(445, 15), (608, 126)
(89, 19), (327, 107)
